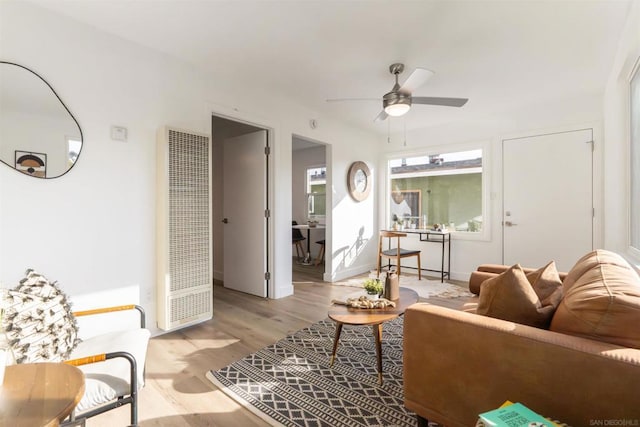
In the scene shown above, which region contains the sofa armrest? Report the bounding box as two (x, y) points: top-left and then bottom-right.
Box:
(469, 264), (514, 294)
(469, 271), (496, 294)
(403, 303), (640, 427)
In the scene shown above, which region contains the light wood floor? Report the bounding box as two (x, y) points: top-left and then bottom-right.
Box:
(85, 264), (476, 427)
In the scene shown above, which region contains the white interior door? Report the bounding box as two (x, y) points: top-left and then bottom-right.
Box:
(223, 130), (267, 297)
(503, 129), (593, 272)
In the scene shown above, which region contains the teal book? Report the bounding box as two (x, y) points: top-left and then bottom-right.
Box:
(479, 402), (557, 427)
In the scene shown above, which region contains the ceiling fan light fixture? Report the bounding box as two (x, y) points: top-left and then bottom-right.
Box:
(383, 92), (411, 117)
(384, 102), (411, 117)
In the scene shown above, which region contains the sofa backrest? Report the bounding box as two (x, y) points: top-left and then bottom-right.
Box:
(550, 249), (640, 349)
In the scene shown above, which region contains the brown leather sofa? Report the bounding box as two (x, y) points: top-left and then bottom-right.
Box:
(403, 250), (640, 426)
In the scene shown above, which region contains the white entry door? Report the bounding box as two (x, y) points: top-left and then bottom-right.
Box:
(503, 129), (593, 272)
(223, 130), (268, 297)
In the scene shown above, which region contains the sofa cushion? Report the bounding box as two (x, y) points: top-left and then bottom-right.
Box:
(526, 261), (564, 308)
(550, 250), (640, 348)
(476, 262), (562, 328)
(2, 269), (80, 364)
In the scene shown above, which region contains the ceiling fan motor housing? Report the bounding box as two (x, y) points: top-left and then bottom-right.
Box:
(383, 63), (411, 116)
(389, 63), (405, 75)
(383, 91), (411, 116)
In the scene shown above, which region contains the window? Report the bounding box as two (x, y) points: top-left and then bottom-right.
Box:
(67, 136), (81, 167)
(306, 166), (326, 218)
(630, 61), (640, 252)
(388, 149), (484, 234)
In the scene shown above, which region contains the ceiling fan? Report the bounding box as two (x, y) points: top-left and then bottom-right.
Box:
(327, 63), (468, 122)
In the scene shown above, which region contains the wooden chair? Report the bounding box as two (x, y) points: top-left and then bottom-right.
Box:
(314, 239), (325, 266)
(377, 230), (422, 280)
(292, 220), (306, 260)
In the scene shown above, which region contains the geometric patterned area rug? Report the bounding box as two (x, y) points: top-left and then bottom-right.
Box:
(206, 316), (416, 427)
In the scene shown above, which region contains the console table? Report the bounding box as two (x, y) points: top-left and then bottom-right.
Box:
(383, 229), (451, 282)
(292, 223), (326, 265)
(0, 363), (85, 426)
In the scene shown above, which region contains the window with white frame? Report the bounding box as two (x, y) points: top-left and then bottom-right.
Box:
(630, 61), (639, 252)
(67, 136), (81, 167)
(306, 166), (326, 218)
(388, 149), (484, 233)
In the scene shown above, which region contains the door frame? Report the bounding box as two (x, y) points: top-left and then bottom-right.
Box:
(209, 106), (275, 298)
(291, 134), (332, 280)
(499, 122), (603, 265)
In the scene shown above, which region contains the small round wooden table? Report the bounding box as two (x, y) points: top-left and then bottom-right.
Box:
(328, 287), (419, 385)
(0, 362), (85, 427)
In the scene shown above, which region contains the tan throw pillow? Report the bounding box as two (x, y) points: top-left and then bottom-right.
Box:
(477, 263), (561, 329)
(526, 260), (563, 310)
(550, 250), (640, 349)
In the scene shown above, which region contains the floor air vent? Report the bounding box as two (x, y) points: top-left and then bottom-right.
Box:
(157, 127), (212, 331)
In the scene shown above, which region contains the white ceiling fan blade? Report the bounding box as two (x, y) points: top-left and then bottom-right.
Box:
(412, 97), (468, 107)
(374, 110), (388, 122)
(326, 98), (380, 102)
(398, 68), (434, 94)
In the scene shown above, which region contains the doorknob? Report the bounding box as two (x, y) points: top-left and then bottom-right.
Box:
(504, 221), (517, 227)
(222, 218), (229, 224)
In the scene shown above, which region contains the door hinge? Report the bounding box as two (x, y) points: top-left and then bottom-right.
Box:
(265, 209), (271, 218)
(264, 146), (271, 155)
(265, 272), (271, 281)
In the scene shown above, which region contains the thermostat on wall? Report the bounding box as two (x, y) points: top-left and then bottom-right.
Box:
(111, 125), (128, 142)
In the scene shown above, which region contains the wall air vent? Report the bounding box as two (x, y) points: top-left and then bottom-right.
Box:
(157, 127), (212, 331)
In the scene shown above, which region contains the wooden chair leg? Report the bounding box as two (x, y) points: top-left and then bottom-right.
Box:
(396, 256), (401, 277)
(295, 242), (304, 260)
(417, 253), (422, 280)
(314, 244), (325, 266)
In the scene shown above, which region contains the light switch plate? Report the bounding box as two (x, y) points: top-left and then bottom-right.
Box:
(111, 126), (128, 141)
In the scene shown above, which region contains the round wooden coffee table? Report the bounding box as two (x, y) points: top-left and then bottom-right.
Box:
(328, 287), (419, 384)
(0, 362), (85, 426)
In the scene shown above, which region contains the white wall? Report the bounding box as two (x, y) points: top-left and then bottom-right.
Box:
(0, 2), (380, 335)
(604, 0), (640, 266)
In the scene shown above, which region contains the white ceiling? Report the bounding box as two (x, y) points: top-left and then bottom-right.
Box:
(28, 0), (631, 135)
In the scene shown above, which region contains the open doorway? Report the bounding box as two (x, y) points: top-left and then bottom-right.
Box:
(212, 115), (270, 297)
(292, 135), (328, 283)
